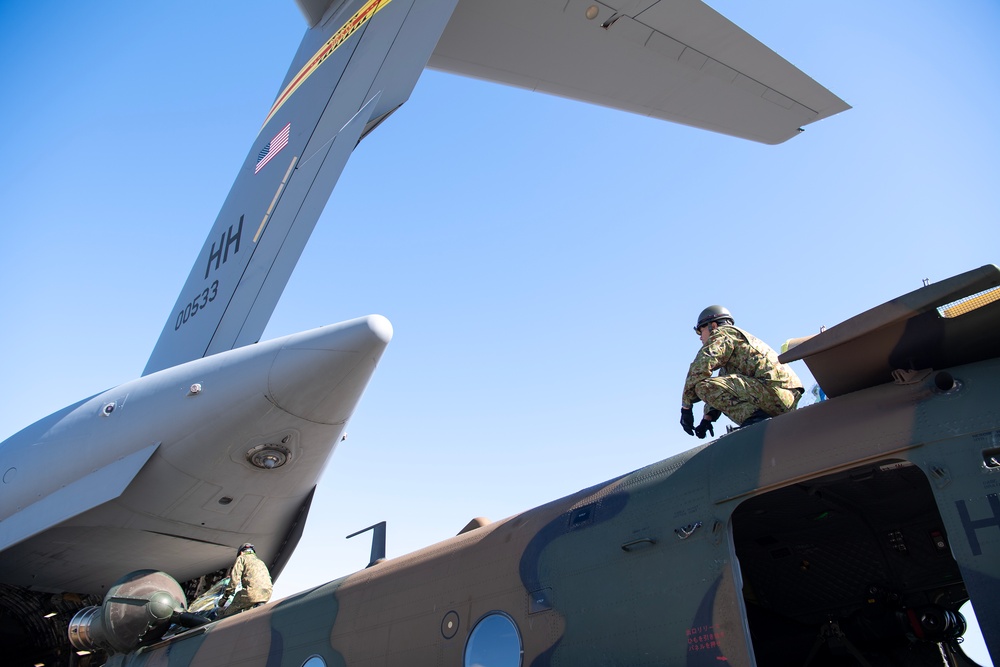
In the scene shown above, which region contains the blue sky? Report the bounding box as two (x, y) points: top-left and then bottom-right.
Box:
(1, 0), (997, 662)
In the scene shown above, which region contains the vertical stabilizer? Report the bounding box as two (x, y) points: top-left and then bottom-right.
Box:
(143, 0), (458, 376)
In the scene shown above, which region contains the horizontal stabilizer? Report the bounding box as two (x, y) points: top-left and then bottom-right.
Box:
(780, 265), (1000, 397)
(429, 0), (850, 144)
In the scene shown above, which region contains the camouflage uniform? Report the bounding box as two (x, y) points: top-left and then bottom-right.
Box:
(682, 325), (803, 425)
(219, 551), (273, 618)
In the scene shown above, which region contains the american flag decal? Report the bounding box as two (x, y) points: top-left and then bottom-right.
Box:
(255, 123), (291, 174)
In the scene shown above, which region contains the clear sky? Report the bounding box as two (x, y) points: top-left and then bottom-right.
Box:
(1, 0), (997, 663)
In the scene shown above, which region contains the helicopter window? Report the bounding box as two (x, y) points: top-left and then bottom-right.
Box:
(301, 656), (326, 667)
(464, 612), (522, 667)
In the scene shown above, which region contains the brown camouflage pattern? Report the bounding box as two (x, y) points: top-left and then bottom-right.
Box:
(89, 267), (1000, 666)
(682, 325), (803, 424)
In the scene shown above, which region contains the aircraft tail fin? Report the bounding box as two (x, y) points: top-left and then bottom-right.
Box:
(143, 0), (459, 375)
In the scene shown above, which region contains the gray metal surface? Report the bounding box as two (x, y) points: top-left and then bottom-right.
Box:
(430, 0), (850, 144)
(143, 0), (459, 376)
(0, 316), (392, 595)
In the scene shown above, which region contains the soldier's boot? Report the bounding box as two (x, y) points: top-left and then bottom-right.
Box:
(739, 409), (771, 428)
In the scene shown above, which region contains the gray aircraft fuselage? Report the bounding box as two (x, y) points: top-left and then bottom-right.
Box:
(1, 317), (392, 594)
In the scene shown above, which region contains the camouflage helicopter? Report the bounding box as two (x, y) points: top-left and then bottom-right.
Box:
(70, 263), (999, 666)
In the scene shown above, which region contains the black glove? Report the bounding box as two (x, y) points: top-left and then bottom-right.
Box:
(694, 419), (714, 439)
(680, 407), (695, 436)
(705, 407), (722, 422)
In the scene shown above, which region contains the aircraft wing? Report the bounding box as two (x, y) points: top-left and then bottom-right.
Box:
(428, 0), (850, 145)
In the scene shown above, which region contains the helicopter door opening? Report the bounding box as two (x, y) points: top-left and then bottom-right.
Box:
(731, 460), (980, 666)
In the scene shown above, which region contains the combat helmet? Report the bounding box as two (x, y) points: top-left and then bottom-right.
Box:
(695, 305), (733, 332)
(238, 543), (255, 554)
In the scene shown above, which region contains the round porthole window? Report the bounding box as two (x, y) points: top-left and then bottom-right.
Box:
(301, 656), (326, 667)
(464, 612), (522, 667)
